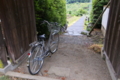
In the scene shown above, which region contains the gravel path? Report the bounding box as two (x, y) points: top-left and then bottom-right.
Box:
(13, 17), (111, 80)
(14, 34), (111, 80)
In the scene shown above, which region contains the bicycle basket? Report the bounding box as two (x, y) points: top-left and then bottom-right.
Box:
(47, 22), (61, 33)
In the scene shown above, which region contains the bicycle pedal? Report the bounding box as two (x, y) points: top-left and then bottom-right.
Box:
(48, 56), (51, 58)
(48, 55), (51, 57)
(47, 53), (52, 57)
(27, 63), (29, 67)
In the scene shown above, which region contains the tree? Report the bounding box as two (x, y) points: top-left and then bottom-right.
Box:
(34, 0), (67, 36)
(67, 0), (90, 3)
(76, 9), (87, 16)
(90, 0), (109, 28)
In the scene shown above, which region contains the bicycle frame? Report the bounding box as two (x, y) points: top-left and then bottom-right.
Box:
(27, 20), (60, 75)
(40, 29), (59, 58)
(28, 20), (60, 59)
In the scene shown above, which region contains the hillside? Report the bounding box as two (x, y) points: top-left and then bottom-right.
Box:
(66, 3), (91, 16)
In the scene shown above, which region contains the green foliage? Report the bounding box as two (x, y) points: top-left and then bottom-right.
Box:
(90, 0), (109, 28)
(76, 9), (87, 16)
(85, 20), (88, 26)
(87, 27), (91, 31)
(34, 0), (67, 35)
(81, 31), (87, 35)
(69, 11), (72, 14)
(67, 0), (90, 3)
(0, 76), (10, 80)
(67, 3), (90, 16)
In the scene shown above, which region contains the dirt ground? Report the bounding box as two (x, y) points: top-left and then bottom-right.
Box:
(13, 30), (112, 80)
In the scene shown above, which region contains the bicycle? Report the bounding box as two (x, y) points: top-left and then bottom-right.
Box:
(27, 20), (60, 75)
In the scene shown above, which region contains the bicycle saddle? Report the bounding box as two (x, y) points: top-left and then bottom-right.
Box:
(38, 34), (46, 39)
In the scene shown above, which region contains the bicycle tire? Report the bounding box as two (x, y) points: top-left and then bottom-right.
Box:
(28, 44), (44, 75)
(50, 33), (59, 54)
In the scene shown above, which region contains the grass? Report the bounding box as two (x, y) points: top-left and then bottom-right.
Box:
(0, 76), (30, 80)
(84, 25), (87, 30)
(67, 16), (80, 27)
(84, 19), (92, 31)
(66, 2), (91, 27)
(66, 3), (91, 15)
(84, 20), (88, 30)
(0, 76), (10, 80)
(89, 44), (103, 53)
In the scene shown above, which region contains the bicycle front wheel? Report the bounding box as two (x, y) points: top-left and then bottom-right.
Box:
(28, 44), (44, 75)
(50, 33), (59, 54)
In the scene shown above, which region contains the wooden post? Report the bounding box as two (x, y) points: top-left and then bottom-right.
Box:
(104, 0), (120, 79)
(0, 0), (36, 64)
(88, 1), (111, 36)
(0, 23), (8, 68)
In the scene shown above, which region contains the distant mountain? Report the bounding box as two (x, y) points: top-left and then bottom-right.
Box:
(67, 0), (90, 3)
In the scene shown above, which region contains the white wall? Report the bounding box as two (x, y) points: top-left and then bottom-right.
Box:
(102, 6), (110, 30)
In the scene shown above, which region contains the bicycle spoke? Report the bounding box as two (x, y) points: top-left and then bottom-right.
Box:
(34, 47), (40, 57)
(33, 61), (38, 72)
(28, 45), (44, 75)
(50, 33), (59, 53)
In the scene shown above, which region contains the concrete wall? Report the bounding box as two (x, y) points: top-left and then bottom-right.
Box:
(101, 6), (110, 37)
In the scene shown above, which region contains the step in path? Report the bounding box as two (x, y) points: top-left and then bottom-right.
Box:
(6, 71), (60, 80)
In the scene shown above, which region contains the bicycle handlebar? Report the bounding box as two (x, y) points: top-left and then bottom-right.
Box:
(41, 20), (50, 25)
(40, 20), (61, 32)
(41, 20), (60, 26)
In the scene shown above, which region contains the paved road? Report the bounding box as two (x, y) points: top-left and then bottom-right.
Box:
(65, 16), (86, 35)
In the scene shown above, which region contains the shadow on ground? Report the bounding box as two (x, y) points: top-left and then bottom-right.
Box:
(14, 31), (111, 80)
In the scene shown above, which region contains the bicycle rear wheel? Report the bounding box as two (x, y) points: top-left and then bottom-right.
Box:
(28, 44), (44, 75)
(50, 33), (59, 54)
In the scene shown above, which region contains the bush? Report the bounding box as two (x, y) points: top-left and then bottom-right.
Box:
(75, 9), (87, 16)
(90, 0), (109, 28)
(34, 0), (67, 36)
